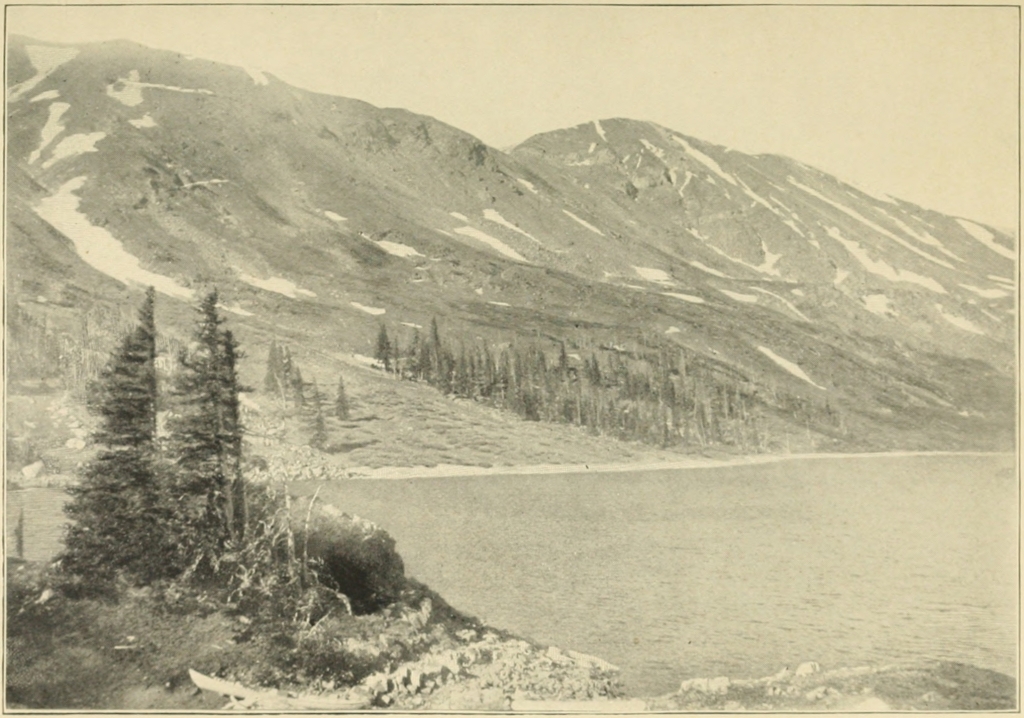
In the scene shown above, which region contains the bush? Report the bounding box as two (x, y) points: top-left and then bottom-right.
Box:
(291, 498), (406, 614)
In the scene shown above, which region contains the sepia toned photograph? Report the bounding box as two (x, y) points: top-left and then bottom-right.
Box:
(3, 3), (1019, 712)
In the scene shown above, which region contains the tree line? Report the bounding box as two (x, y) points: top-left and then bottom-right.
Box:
(372, 319), (841, 451)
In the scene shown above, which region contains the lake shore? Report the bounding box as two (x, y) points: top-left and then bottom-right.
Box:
(341, 450), (1013, 481)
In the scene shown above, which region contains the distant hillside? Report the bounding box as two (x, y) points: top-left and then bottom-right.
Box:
(5, 35), (1017, 457)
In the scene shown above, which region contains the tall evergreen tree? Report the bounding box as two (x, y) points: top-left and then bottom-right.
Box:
(375, 323), (392, 372)
(167, 291), (247, 561)
(61, 288), (174, 585)
(335, 374), (351, 420)
(263, 341), (283, 394)
(304, 379), (328, 449)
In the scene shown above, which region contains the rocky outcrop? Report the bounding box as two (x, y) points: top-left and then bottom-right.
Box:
(650, 661), (1016, 711)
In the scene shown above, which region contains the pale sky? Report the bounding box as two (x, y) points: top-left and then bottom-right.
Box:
(7, 5), (1019, 230)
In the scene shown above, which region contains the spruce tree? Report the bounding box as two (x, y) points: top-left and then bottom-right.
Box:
(61, 288), (175, 585)
(167, 290), (247, 562)
(304, 379), (328, 449)
(375, 323), (392, 372)
(264, 341), (283, 394)
(335, 374), (350, 420)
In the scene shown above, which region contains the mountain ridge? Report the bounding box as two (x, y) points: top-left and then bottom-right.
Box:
(5, 35), (1017, 456)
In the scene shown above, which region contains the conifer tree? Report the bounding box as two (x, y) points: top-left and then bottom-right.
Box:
(167, 290), (247, 561)
(264, 341), (283, 394)
(335, 374), (351, 420)
(375, 323), (392, 372)
(304, 379), (328, 449)
(61, 288), (175, 585)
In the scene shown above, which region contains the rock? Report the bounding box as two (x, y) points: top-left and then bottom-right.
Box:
(679, 678), (709, 693)
(707, 676), (730, 695)
(723, 700), (743, 711)
(21, 461), (45, 481)
(849, 696), (891, 711)
(65, 438), (86, 450)
(794, 661), (820, 676)
(804, 686), (829, 701)
(766, 666), (790, 683)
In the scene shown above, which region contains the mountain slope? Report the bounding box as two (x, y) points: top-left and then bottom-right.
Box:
(5, 35), (1017, 455)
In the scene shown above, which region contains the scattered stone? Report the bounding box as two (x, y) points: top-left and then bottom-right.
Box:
(65, 438), (86, 450)
(21, 461), (45, 481)
(795, 661), (820, 676)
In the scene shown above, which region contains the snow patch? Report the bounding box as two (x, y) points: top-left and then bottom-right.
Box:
(750, 287), (809, 321)
(844, 178), (896, 205)
(705, 242), (781, 277)
(790, 288), (804, 297)
(879, 211), (962, 262)
(955, 218), (1015, 260)
(960, 284), (1010, 299)
(35, 176), (193, 300)
(935, 304), (985, 335)
(593, 119), (607, 142)
(434, 229), (453, 237)
(662, 292), (705, 304)
(449, 211), (469, 222)
(28, 102), (69, 164)
(483, 209), (541, 244)
(401, 322), (422, 329)
(106, 70), (214, 107)
(827, 227), (946, 294)
(376, 240), (423, 258)
(718, 289), (758, 304)
(634, 266), (673, 285)
(758, 346), (826, 390)
(239, 273), (316, 299)
(453, 227), (527, 262)
(789, 178), (954, 270)
(671, 136), (737, 186)
(688, 260), (730, 279)
(639, 138), (666, 160)
(42, 132), (107, 169)
(324, 210), (347, 222)
(517, 178), (539, 194)
(244, 66), (269, 85)
(988, 274), (1014, 285)
(782, 218), (805, 237)
(665, 326), (681, 334)
(351, 302), (386, 316)
(488, 301), (511, 307)
(9, 46), (79, 102)
(588, 142), (597, 154)
(863, 294), (893, 316)
(129, 114), (157, 129)
(834, 268), (850, 287)
(29, 90), (60, 103)
(562, 210), (604, 236)
(219, 303), (254, 317)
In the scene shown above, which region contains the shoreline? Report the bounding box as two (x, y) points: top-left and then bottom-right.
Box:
(341, 449), (1014, 481)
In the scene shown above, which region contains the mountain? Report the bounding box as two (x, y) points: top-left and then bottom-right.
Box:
(5, 35), (1017, 455)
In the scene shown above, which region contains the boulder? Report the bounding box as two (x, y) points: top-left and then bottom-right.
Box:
(795, 661), (821, 677)
(21, 460), (45, 481)
(291, 497), (405, 614)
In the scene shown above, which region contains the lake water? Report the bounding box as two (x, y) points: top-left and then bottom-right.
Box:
(295, 453), (1018, 696)
(9, 453), (1018, 697)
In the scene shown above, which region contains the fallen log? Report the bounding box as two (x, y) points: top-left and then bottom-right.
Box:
(188, 669), (369, 710)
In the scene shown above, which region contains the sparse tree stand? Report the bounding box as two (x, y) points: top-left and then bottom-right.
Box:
(167, 291), (248, 567)
(61, 288), (177, 585)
